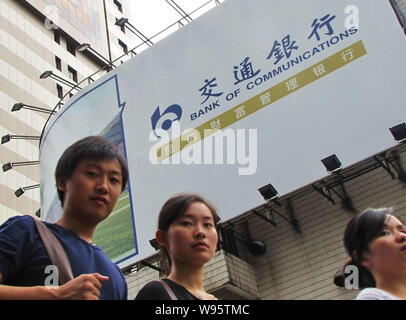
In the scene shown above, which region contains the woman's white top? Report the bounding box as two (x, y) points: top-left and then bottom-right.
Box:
(356, 288), (401, 300)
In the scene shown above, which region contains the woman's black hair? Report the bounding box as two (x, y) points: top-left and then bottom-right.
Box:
(55, 136), (129, 206)
(343, 207), (394, 288)
(157, 193), (220, 275)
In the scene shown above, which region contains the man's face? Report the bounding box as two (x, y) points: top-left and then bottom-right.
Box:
(58, 158), (123, 224)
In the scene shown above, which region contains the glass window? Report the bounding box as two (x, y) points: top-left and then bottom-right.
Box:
(68, 66), (78, 83)
(67, 41), (76, 56)
(56, 84), (63, 99)
(55, 56), (62, 71)
(118, 39), (128, 54)
(114, 0), (123, 13)
(54, 30), (60, 44)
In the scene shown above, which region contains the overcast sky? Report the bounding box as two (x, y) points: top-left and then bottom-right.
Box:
(127, 0), (222, 45)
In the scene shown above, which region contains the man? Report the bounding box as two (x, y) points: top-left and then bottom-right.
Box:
(0, 136), (129, 299)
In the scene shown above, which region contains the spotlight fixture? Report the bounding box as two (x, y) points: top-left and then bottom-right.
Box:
(15, 188), (25, 198)
(258, 183), (279, 201)
(2, 161), (40, 172)
(11, 103), (56, 115)
(321, 154), (342, 173)
(1, 134), (41, 144)
(14, 184), (40, 198)
(2, 163), (12, 172)
(77, 43), (113, 69)
(149, 238), (159, 251)
(40, 70), (82, 90)
(389, 123), (406, 142)
(115, 17), (153, 46)
(115, 17), (129, 28)
(77, 43), (91, 52)
(39, 70), (53, 79)
(1, 135), (10, 144)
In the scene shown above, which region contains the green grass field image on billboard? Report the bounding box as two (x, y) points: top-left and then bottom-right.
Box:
(93, 191), (135, 262)
(93, 108), (137, 263)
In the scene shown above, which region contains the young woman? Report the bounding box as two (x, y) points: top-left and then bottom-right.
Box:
(343, 207), (406, 300)
(135, 193), (220, 300)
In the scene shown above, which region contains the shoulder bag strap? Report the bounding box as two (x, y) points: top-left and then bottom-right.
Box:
(32, 217), (74, 285)
(159, 280), (178, 300)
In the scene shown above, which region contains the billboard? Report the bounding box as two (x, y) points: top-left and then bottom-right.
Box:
(40, 0), (406, 268)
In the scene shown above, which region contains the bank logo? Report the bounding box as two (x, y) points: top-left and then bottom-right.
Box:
(151, 104), (182, 138)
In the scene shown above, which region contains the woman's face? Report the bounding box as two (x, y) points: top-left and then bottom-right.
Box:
(161, 201), (218, 269)
(362, 215), (406, 276)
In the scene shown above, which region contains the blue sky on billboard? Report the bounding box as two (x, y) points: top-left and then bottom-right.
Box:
(128, 0), (220, 44)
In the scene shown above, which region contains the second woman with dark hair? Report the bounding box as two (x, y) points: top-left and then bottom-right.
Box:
(135, 193), (219, 300)
(343, 207), (406, 300)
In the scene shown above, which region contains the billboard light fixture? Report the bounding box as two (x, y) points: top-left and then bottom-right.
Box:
(77, 43), (113, 69)
(2, 161), (39, 172)
(321, 154), (342, 173)
(389, 123), (406, 142)
(2, 163), (12, 172)
(77, 43), (91, 52)
(1, 134), (41, 144)
(258, 183), (279, 201)
(15, 184), (40, 198)
(15, 188), (25, 198)
(12, 103), (56, 115)
(39, 71), (82, 90)
(115, 17), (153, 46)
(115, 17), (129, 28)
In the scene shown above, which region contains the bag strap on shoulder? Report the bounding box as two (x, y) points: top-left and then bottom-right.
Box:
(31, 216), (74, 285)
(158, 279), (178, 300)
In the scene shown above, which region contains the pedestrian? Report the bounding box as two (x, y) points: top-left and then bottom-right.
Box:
(135, 193), (219, 300)
(0, 136), (129, 299)
(343, 207), (406, 300)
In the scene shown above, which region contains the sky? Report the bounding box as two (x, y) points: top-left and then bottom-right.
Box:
(127, 0), (222, 48)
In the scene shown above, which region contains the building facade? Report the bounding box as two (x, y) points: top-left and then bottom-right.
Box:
(0, 0), (137, 224)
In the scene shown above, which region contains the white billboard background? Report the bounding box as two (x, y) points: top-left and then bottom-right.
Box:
(40, 0), (406, 268)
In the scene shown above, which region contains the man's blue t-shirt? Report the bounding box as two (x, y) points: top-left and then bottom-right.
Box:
(0, 215), (127, 300)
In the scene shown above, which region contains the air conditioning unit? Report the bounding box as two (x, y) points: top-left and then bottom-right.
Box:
(204, 250), (259, 300)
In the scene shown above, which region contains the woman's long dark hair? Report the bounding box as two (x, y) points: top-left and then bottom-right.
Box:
(157, 193), (220, 275)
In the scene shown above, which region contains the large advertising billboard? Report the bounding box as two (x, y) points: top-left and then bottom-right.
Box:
(40, 0), (406, 268)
